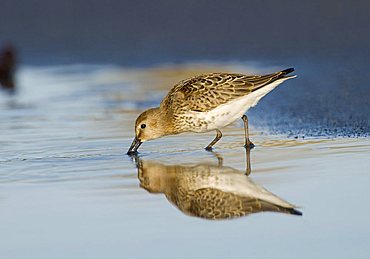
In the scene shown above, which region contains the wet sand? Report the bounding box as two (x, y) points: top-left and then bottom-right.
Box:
(0, 64), (369, 258)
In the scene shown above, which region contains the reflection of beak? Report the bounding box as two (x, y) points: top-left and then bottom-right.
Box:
(127, 137), (142, 155)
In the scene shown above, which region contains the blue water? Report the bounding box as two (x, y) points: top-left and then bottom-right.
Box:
(1, 64), (370, 258)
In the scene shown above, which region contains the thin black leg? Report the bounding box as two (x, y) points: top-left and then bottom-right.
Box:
(205, 129), (222, 151)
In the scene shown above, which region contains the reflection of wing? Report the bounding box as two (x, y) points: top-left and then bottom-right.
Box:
(161, 69), (295, 113)
(187, 188), (302, 220)
(137, 157), (302, 220)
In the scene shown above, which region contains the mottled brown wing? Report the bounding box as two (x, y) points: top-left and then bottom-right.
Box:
(160, 69), (294, 113)
(188, 188), (301, 220)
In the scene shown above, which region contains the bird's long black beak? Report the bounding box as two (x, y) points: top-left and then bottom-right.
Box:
(127, 137), (142, 155)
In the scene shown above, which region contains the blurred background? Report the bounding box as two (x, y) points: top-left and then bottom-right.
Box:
(1, 0), (369, 65)
(1, 0), (369, 136)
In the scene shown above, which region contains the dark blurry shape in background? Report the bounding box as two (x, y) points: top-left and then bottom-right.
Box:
(0, 44), (16, 92)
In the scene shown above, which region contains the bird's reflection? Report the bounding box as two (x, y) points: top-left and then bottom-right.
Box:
(133, 150), (302, 220)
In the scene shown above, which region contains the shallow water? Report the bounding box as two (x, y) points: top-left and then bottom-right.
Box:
(1, 64), (370, 258)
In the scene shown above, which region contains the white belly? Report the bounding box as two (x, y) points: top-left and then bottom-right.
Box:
(187, 77), (294, 132)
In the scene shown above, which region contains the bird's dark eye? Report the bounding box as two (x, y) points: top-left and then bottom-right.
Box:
(141, 124), (146, 129)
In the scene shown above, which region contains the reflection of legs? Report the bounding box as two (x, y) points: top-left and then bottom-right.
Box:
(242, 115), (255, 148)
(245, 146), (251, 176)
(205, 129), (222, 151)
(208, 151), (224, 167)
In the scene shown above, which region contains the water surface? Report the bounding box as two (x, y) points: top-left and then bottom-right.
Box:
(1, 64), (370, 258)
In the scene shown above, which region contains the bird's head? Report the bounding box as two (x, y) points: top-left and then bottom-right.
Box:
(127, 107), (171, 154)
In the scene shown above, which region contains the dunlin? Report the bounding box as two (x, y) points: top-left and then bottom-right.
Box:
(136, 156), (302, 220)
(128, 68), (296, 154)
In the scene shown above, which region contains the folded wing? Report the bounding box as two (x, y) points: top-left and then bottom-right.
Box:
(161, 68), (294, 113)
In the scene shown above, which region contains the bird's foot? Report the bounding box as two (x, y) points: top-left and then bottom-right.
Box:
(205, 146), (213, 151)
(244, 141), (255, 149)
